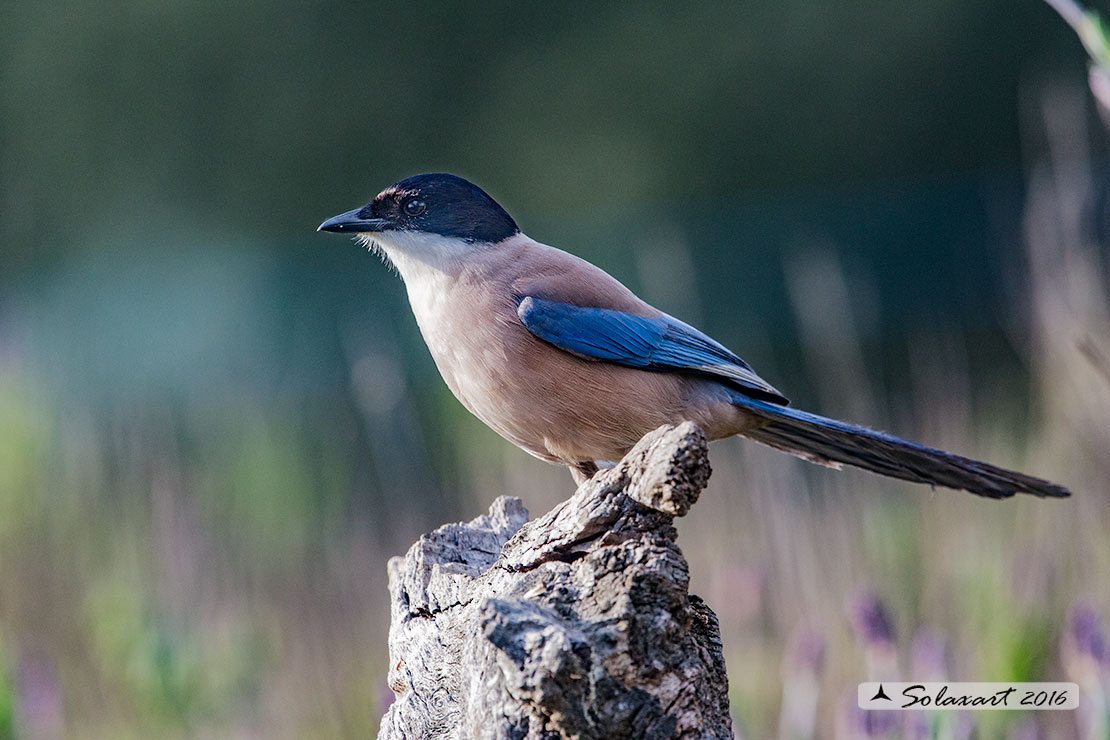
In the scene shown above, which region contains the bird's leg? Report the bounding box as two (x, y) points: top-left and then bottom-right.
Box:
(570, 461), (599, 486)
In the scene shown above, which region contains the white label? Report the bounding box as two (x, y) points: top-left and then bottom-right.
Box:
(857, 682), (1079, 710)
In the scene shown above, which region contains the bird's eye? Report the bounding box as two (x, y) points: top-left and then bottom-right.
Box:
(403, 198), (426, 217)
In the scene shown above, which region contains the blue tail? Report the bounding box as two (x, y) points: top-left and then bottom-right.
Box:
(731, 397), (1069, 499)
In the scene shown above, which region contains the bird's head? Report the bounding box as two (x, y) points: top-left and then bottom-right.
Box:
(318, 173), (519, 268)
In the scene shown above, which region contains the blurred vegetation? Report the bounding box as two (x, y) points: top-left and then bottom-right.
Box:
(1, 0), (1110, 737)
(0, 0), (1092, 263)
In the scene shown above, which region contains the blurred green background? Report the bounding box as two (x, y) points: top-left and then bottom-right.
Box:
(2, 1), (1110, 737)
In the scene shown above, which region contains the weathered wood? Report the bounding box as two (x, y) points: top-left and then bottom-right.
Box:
(380, 422), (733, 740)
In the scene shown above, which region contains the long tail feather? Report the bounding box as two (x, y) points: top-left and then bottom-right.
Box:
(732, 397), (1070, 499)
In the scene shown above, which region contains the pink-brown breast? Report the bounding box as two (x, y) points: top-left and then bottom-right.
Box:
(411, 234), (759, 465)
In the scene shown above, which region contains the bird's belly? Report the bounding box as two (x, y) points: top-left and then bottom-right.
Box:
(423, 325), (567, 460)
(421, 318), (746, 465)
(404, 272), (754, 465)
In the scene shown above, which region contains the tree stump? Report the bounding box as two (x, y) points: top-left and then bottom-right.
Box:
(379, 422), (734, 740)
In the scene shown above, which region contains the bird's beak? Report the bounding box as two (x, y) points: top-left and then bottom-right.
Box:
(317, 208), (392, 233)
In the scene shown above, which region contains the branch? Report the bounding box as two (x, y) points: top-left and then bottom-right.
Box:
(379, 422), (733, 740)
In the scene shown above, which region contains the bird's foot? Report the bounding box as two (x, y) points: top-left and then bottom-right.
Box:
(570, 461), (599, 486)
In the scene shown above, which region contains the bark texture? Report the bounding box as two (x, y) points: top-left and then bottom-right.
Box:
(379, 422), (733, 740)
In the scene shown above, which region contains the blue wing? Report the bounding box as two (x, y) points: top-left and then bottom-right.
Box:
(516, 296), (789, 404)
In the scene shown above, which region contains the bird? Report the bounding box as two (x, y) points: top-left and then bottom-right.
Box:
(318, 173), (1069, 499)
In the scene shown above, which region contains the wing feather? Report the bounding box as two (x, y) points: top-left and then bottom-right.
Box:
(516, 296), (788, 404)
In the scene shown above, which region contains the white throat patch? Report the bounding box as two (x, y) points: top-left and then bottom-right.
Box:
(355, 230), (476, 281)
